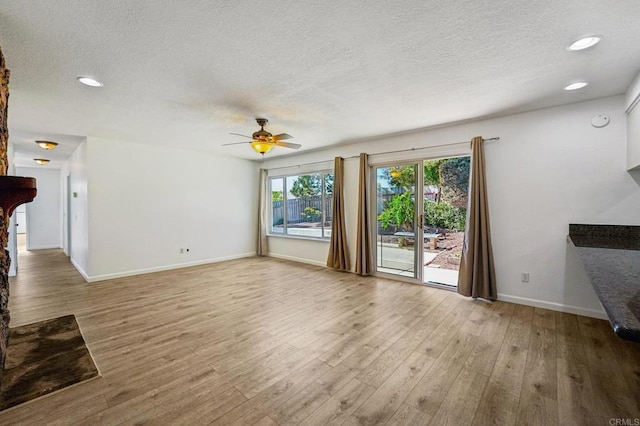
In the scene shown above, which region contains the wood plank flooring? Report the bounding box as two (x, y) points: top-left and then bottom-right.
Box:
(1, 248), (639, 425)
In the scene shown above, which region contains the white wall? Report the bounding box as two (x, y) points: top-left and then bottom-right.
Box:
(62, 139), (90, 277)
(627, 70), (640, 170)
(84, 137), (258, 281)
(263, 95), (640, 318)
(16, 166), (62, 250)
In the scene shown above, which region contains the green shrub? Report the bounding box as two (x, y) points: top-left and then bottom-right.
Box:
(424, 200), (466, 231)
(378, 193), (466, 232)
(301, 206), (322, 222)
(378, 192), (414, 231)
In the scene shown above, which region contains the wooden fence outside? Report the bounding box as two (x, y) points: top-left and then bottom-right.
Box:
(272, 195), (333, 225)
(272, 192), (436, 226)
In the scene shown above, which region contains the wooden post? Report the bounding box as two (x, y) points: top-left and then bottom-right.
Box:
(0, 43), (10, 371)
(0, 47), (8, 175)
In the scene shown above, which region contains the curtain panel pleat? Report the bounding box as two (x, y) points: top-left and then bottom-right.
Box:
(257, 168), (268, 256)
(327, 157), (350, 271)
(457, 137), (497, 300)
(356, 153), (374, 275)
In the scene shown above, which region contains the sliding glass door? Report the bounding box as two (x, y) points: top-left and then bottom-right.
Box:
(373, 156), (470, 288)
(374, 163), (422, 280)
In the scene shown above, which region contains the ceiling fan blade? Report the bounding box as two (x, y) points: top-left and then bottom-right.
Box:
(272, 133), (293, 141)
(275, 141), (301, 149)
(222, 141), (252, 146)
(230, 133), (253, 139)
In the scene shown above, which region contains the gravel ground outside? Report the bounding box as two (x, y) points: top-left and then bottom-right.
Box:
(379, 231), (464, 271)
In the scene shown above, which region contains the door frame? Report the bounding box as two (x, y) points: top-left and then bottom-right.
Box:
(369, 151), (472, 289)
(66, 173), (72, 258)
(370, 160), (424, 284)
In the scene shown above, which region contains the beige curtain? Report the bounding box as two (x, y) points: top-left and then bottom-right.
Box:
(327, 157), (350, 271)
(458, 137), (497, 300)
(257, 168), (268, 256)
(356, 153), (374, 275)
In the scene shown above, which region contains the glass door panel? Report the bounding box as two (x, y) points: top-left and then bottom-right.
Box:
(375, 164), (420, 279)
(422, 156), (471, 288)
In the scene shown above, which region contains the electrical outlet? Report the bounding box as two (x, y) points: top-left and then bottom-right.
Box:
(521, 272), (530, 283)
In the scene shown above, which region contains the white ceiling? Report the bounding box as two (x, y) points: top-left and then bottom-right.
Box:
(1, 1), (640, 167)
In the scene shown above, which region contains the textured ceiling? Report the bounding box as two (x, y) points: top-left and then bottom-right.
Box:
(1, 0), (640, 166)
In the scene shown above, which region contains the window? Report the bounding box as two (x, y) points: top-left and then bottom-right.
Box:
(269, 171), (334, 239)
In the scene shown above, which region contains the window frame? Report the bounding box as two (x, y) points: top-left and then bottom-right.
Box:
(268, 169), (333, 241)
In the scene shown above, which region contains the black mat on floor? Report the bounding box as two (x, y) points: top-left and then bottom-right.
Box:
(0, 315), (99, 411)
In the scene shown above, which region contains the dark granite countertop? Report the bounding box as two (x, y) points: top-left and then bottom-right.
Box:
(569, 235), (640, 250)
(569, 224), (640, 342)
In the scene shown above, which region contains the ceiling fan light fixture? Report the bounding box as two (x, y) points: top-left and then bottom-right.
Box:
(35, 140), (58, 150)
(223, 118), (299, 153)
(251, 141), (275, 155)
(34, 158), (50, 165)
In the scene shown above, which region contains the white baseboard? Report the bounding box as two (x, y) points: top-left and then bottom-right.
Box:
(72, 251), (609, 321)
(267, 253), (327, 268)
(497, 293), (607, 320)
(267, 256), (608, 320)
(86, 252), (256, 283)
(71, 258), (90, 282)
(27, 245), (62, 250)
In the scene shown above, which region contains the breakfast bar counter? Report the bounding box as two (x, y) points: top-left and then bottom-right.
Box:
(569, 224), (640, 343)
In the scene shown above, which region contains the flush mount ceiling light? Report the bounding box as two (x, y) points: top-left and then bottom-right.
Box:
(567, 35), (603, 51)
(34, 158), (50, 165)
(564, 81), (588, 91)
(35, 140), (58, 150)
(76, 76), (103, 87)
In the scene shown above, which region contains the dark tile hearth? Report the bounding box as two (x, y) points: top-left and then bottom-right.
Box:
(0, 315), (100, 411)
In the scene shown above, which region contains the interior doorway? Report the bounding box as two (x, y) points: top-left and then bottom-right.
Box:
(373, 156), (470, 288)
(15, 204), (27, 252)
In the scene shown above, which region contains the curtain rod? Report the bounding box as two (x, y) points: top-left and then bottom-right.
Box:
(266, 137), (500, 171)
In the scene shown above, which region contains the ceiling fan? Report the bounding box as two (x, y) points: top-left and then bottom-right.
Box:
(223, 118), (301, 155)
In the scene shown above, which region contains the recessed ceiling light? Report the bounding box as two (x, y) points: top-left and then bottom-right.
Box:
(35, 140), (58, 150)
(77, 76), (103, 87)
(564, 82), (588, 91)
(34, 158), (50, 165)
(568, 35), (602, 51)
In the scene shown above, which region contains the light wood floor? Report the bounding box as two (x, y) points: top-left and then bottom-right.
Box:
(1, 249), (639, 425)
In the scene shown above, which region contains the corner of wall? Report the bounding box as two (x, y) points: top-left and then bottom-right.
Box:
(626, 70), (640, 171)
(64, 138), (90, 277)
(625, 70), (640, 113)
